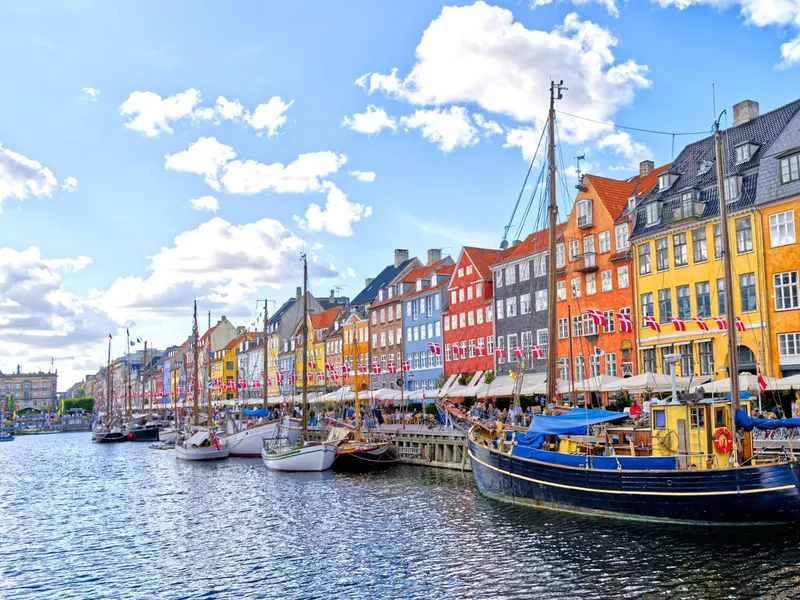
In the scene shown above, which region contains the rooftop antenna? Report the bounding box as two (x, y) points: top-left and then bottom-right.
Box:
(574, 153), (586, 181)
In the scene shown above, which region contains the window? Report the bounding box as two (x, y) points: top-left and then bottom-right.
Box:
(486, 306), (493, 322)
(476, 309), (483, 325)
(696, 281), (711, 317)
(677, 285), (691, 318)
(458, 268), (464, 278)
(535, 290), (547, 312)
(558, 358), (570, 380)
(643, 349), (656, 373)
(507, 333), (518, 363)
(557, 280), (566, 301)
(380, 331), (386, 347)
(467, 310), (475, 326)
(574, 356), (586, 380)
(571, 277), (581, 299)
(699, 341), (714, 375)
(779, 332), (800, 357)
(713, 224), (723, 259)
(736, 217), (753, 253)
(450, 290), (457, 305)
(723, 176), (739, 201)
(521, 331), (532, 360)
(691, 407), (705, 429)
(569, 240), (580, 261)
(520, 261), (531, 281)
(505, 265), (516, 285)
(658, 173), (671, 191)
(506, 297), (518, 318)
(617, 265), (629, 289)
(412, 300), (419, 321)
(388, 329), (394, 345)
(577, 198), (592, 227)
(475, 282), (482, 298)
(459, 312), (466, 328)
(468, 339), (475, 358)
(679, 344), (694, 377)
(487, 336), (494, 355)
(435, 321), (441, 337)
(444, 343), (451, 362)
(537, 329), (549, 359)
(583, 234), (595, 257)
(556, 243), (565, 269)
(717, 278), (726, 315)
(780, 153), (800, 184)
(599, 231), (611, 253)
(615, 224), (629, 252)
(396, 304), (402, 320)
(533, 254), (546, 278)
(692, 228), (707, 263)
(589, 354), (601, 378)
(645, 203), (660, 225)
(572, 315), (583, 338)
(673, 233), (688, 266)
(467, 286), (473, 301)
(379, 308), (386, 324)
(458, 289), (465, 303)
(451, 314), (458, 329)
(371, 312), (377, 326)
(775, 271), (799, 310)
(735, 143), (751, 163)
(444, 317), (450, 332)
(558, 318), (569, 339)
(603, 310), (615, 333)
(466, 265), (473, 275)
(653, 408), (666, 429)
(658, 289), (672, 323)
(605, 353), (617, 377)
(770, 211), (796, 247)
(586, 273), (597, 295)
(601, 269), (612, 292)
(656, 238), (669, 271)
(494, 270), (503, 288)
(641, 292), (654, 317)
(622, 361), (634, 376)
(371, 333), (377, 349)
(740, 273), (757, 312)
(496, 300), (504, 320)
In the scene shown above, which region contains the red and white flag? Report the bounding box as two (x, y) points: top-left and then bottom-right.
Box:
(475, 345), (486, 357)
(588, 309), (607, 326)
(372, 363), (382, 374)
(670, 317), (686, 331)
(495, 347), (507, 358)
(734, 316), (746, 332)
(307, 361), (316, 370)
(341, 364), (352, 375)
(307, 372), (314, 382)
(428, 342), (441, 355)
(713, 317), (728, 330)
(451, 344), (461, 357)
(387, 362), (397, 373)
(692, 317), (709, 331)
(643, 315), (661, 332)
(401, 361), (411, 372)
(757, 364), (768, 393)
(329, 370), (339, 381)
(316, 372), (325, 382)
(617, 313), (633, 333)
(512, 346), (524, 358)
(325, 362), (334, 371)
(357, 364), (368, 374)
(530, 345), (543, 359)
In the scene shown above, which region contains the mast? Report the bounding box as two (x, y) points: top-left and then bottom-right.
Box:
(126, 328), (132, 421)
(301, 254), (309, 441)
(106, 335), (112, 425)
(546, 80), (566, 406)
(143, 341), (149, 417)
(263, 299), (269, 413)
(193, 301), (200, 428)
(353, 321), (361, 442)
(713, 118), (740, 464)
(207, 311), (212, 411)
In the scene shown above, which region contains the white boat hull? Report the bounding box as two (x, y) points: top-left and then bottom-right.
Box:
(225, 418), (300, 457)
(262, 443), (337, 472)
(159, 429), (178, 442)
(175, 444), (229, 461)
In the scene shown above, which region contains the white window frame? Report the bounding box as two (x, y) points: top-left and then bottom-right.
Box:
(770, 210), (796, 248)
(599, 230), (611, 253)
(774, 271), (799, 311)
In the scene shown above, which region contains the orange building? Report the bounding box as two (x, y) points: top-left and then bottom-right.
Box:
(341, 311), (370, 391)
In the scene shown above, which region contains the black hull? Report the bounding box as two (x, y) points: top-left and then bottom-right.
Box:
(468, 434), (800, 525)
(333, 445), (397, 472)
(92, 432), (128, 443)
(128, 427), (160, 442)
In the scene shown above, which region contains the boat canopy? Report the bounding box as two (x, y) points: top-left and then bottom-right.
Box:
(736, 408), (800, 431)
(242, 407), (267, 417)
(527, 408), (628, 436)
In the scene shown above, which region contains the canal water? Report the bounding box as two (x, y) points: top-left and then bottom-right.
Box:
(2, 433), (800, 599)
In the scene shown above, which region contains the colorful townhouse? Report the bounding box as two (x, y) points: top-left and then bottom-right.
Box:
(323, 315), (344, 392)
(555, 162), (666, 389)
(402, 257), (455, 392)
(442, 246), (499, 382)
(349, 249), (421, 314)
(210, 338), (238, 400)
(235, 332), (263, 400)
(293, 306), (342, 393)
(630, 99), (800, 380)
(341, 311), (370, 392)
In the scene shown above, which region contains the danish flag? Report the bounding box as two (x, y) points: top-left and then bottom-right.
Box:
(530, 345), (543, 359)
(372, 363), (382, 374)
(226, 380), (235, 391)
(512, 346), (524, 358)
(329, 370), (339, 381)
(387, 362), (397, 373)
(692, 317), (709, 331)
(495, 347), (507, 358)
(451, 344), (460, 357)
(670, 317), (686, 331)
(325, 362), (334, 371)
(757, 364), (768, 393)
(307, 361), (316, 370)
(357, 364), (368, 374)
(734, 316), (746, 332)
(617, 313), (633, 333)
(428, 342), (441, 355)
(588, 309), (607, 326)
(713, 317), (728, 330)
(307, 372), (314, 382)
(643, 315), (661, 332)
(317, 372), (325, 382)
(341, 364), (352, 375)
(475, 345), (486, 357)
(401, 361), (411, 372)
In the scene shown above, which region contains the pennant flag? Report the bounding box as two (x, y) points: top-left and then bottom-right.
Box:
(530, 345), (543, 359)
(734, 316), (746, 332)
(617, 313), (633, 333)
(387, 362), (397, 373)
(428, 342), (441, 355)
(372, 363), (382, 374)
(757, 364), (768, 393)
(588, 309), (607, 326)
(495, 347), (507, 358)
(512, 346), (524, 358)
(401, 361), (411, 372)
(712, 317), (728, 330)
(670, 317), (687, 331)
(692, 317), (709, 331)
(643, 315), (661, 333)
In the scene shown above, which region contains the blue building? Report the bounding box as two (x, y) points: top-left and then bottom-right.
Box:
(402, 264), (454, 392)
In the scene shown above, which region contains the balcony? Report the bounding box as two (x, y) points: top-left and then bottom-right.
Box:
(577, 213), (593, 229)
(576, 199), (593, 229)
(575, 251), (598, 273)
(668, 198), (705, 223)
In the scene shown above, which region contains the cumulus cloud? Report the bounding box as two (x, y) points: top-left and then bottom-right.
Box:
(342, 105), (397, 134)
(294, 183), (372, 237)
(473, 113), (503, 137)
(349, 170), (376, 182)
(0, 143), (59, 213)
(82, 87), (100, 101)
(597, 131), (652, 171)
(188, 195), (219, 212)
(61, 176), (78, 191)
(400, 106), (479, 152)
(243, 96), (294, 136)
(531, 0), (620, 17)
(119, 88), (212, 137)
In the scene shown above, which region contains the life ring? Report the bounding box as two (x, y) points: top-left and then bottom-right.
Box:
(714, 427), (733, 454)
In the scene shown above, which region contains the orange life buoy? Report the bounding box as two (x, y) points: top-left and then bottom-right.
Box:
(714, 427), (733, 454)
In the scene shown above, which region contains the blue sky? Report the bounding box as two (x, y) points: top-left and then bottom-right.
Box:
(1, 0), (799, 389)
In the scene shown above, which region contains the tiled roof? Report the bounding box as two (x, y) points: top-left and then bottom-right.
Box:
(463, 246), (502, 279)
(351, 258), (415, 306)
(224, 338), (239, 351)
(402, 277), (450, 300)
(584, 175), (637, 220)
(310, 306), (340, 330)
(491, 224), (566, 267)
(400, 258), (452, 283)
(631, 163), (671, 198)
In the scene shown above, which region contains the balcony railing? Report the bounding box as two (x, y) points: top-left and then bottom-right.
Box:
(575, 251), (598, 272)
(666, 198), (705, 224)
(577, 212), (593, 228)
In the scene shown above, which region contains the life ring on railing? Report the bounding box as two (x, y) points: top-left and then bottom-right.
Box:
(714, 427), (733, 454)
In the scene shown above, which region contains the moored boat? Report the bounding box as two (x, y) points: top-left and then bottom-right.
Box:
(262, 439), (337, 471)
(225, 417), (300, 457)
(92, 426), (127, 443)
(334, 439), (395, 471)
(175, 429), (229, 461)
(0, 431), (14, 442)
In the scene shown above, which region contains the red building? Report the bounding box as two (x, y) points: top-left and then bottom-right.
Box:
(442, 246), (499, 377)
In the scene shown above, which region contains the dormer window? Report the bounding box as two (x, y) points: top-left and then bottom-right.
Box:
(658, 173), (672, 191)
(698, 160), (713, 175)
(626, 196), (636, 212)
(735, 142), (758, 164)
(780, 152), (800, 184)
(645, 202), (660, 225)
(416, 278), (423, 291)
(723, 176), (740, 202)
(387, 287), (393, 299)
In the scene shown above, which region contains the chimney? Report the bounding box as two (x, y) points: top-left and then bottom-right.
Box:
(639, 160), (654, 177)
(427, 248), (442, 266)
(394, 249), (409, 268)
(512, 239), (522, 246)
(733, 100), (759, 127)
(296, 286), (302, 299)
(329, 289), (335, 302)
(365, 277), (374, 287)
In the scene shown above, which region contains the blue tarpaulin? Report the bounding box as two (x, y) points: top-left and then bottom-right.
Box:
(242, 407), (267, 417)
(515, 408), (628, 449)
(736, 408), (800, 431)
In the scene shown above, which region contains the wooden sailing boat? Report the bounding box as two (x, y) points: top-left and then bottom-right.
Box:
(93, 334), (126, 443)
(262, 253), (336, 471)
(176, 300), (229, 461)
(467, 81), (800, 524)
(127, 340), (160, 442)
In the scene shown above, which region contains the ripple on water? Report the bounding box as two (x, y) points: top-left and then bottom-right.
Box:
(2, 434), (800, 599)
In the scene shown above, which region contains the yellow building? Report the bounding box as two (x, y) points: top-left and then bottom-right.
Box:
(293, 307), (341, 392)
(211, 339), (238, 400)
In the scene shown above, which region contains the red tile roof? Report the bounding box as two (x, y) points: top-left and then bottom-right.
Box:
(463, 247), (501, 279)
(310, 306), (340, 330)
(583, 163), (670, 221)
(492, 224), (566, 266)
(224, 338), (240, 351)
(631, 163), (670, 198)
(400, 258), (453, 283)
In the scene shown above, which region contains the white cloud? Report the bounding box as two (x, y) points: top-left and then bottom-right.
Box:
(82, 87), (100, 101)
(346, 267), (356, 277)
(356, 3), (651, 153)
(188, 195), (219, 212)
(294, 183), (372, 237)
(243, 96), (294, 136)
(349, 170), (376, 182)
(597, 131), (651, 170)
(164, 136), (237, 189)
(214, 96), (244, 120)
(473, 113), (503, 137)
(119, 88), (211, 137)
(531, 0), (619, 18)
(61, 177), (78, 191)
(0, 143), (59, 213)
(342, 105), (397, 134)
(503, 127), (543, 162)
(400, 106), (479, 152)
(780, 35), (800, 68)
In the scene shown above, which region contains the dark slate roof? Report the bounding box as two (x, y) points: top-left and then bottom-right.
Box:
(631, 99), (800, 239)
(266, 297), (297, 334)
(350, 259), (415, 306)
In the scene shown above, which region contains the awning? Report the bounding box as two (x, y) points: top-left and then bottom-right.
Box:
(574, 375), (623, 393)
(524, 408), (628, 436)
(692, 372), (791, 393)
(599, 372), (694, 393)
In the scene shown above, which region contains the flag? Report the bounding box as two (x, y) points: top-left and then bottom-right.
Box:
(387, 362), (397, 373)
(109, 333), (113, 339)
(428, 342), (441, 355)
(531, 345), (543, 359)
(451, 345), (461, 357)
(692, 317), (709, 331)
(475, 345), (486, 357)
(495, 347), (507, 358)
(130, 341), (136, 347)
(512, 346), (524, 358)
(734, 316), (746, 332)
(643, 315), (661, 332)
(136, 337), (142, 343)
(329, 371), (339, 381)
(588, 309), (607, 326)
(357, 363), (368, 374)
(617, 313), (633, 333)
(372, 363), (382, 374)
(593, 346), (606, 356)
(401, 361), (410, 372)
(317, 372), (325, 382)
(670, 317), (686, 331)
(251, 379), (260, 388)
(341, 364), (352, 375)
(307, 372), (313, 382)
(210, 433), (220, 452)
(757, 364), (768, 393)
(713, 317), (728, 330)
(307, 361), (316, 370)
(325, 362), (334, 371)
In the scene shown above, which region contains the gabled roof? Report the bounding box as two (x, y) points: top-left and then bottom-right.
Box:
(223, 338), (239, 351)
(402, 277), (451, 300)
(350, 258), (416, 306)
(630, 163), (671, 198)
(310, 306), (341, 331)
(583, 175), (637, 221)
(462, 247), (502, 279)
(400, 258), (453, 284)
(492, 224), (565, 267)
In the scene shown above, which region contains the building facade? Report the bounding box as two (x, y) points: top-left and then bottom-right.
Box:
(1, 368), (58, 409)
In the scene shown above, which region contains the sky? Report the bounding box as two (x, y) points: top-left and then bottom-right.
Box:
(1, 0), (800, 391)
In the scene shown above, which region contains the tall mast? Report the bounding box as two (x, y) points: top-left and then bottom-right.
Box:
(193, 301), (200, 427)
(546, 80), (566, 406)
(126, 328), (132, 421)
(263, 299), (269, 413)
(143, 341), (149, 417)
(353, 321), (361, 442)
(207, 311), (212, 409)
(106, 336), (112, 425)
(301, 254), (309, 441)
(713, 118), (740, 464)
